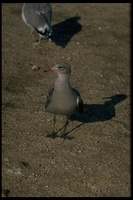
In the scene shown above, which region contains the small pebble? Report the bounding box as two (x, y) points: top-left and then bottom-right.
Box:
(98, 27), (102, 30)
(32, 65), (41, 71)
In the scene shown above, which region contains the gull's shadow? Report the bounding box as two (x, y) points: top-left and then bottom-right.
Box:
(67, 94), (127, 136)
(51, 16), (82, 48)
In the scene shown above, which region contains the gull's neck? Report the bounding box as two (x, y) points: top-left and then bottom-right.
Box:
(54, 73), (71, 91)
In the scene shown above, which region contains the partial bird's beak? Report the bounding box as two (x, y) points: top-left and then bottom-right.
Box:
(44, 68), (53, 72)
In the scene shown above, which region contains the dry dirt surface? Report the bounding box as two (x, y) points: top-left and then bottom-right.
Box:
(2, 3), (131, 197)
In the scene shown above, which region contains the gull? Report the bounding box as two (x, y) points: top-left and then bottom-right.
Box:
(22, 3), (52, 45)
(44, 62), (84, 138)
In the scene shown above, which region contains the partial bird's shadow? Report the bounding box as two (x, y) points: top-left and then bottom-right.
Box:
(67, 94), (127, 136)
(51, 16), (82, 48)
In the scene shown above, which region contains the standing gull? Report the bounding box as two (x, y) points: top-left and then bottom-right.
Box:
(44, 62), (84, 138)
(22, 3), (52, 45)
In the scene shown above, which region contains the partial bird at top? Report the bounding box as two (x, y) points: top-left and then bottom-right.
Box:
(44, 62), (84, 139)
(22, 3), (52, 45)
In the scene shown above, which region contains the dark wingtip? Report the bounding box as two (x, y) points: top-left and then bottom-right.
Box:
(77, 96), (84, 114)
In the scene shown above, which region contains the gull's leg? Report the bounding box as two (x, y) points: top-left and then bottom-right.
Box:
(30, 28), (34, 39)
(48, 37), (52, 43)
(52, 114), (56, 138)
(32, 35), (41, 46)
(47, 115), (57, 139)
(38, 36), (42, 44)
(61, 116), (69, 138)
(30, 28), (41, 46)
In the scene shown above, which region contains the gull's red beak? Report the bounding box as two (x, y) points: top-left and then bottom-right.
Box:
(44, 68), (53, 72)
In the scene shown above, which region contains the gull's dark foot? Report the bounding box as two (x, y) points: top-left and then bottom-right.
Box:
(60, 133), (73, 140)
(46, 132), (58, 139)
(32, 40), (40, 46)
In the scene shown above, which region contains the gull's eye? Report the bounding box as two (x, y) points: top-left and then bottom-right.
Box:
(58, 66), (63, 69)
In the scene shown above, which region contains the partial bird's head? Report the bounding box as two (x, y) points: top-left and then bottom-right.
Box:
(44, 62), (71, 75)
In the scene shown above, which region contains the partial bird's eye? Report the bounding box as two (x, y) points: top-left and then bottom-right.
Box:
(58, 66), (63, 69)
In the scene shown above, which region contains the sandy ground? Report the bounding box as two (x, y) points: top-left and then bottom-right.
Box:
(2, 3), (131, 197)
